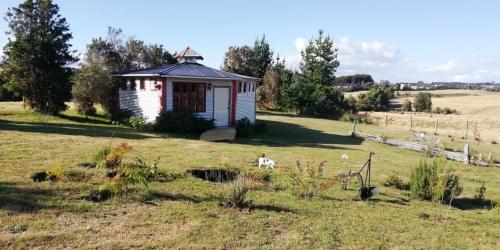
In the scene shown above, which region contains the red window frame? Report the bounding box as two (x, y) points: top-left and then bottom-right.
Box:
(140, 78), (145, 90)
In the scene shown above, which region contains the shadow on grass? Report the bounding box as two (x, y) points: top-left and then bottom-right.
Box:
(145, 191), (223, 204)
(0, 119), (153, 139)
(56, 113), (110, 125)
(452, 198), (497, 210)
(235, 120), (362, 150)
(0, 182), (58, 212)
(251, 204), (296, 213)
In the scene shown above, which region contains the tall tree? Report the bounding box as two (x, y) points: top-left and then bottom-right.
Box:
(250, 35), (273, 78)
(300, 30), (339, 86)
(2, 0), (77, 114)
(222, 34), (274, 78)
(222, 45), (254, 76)
(72, 27), (176, 114)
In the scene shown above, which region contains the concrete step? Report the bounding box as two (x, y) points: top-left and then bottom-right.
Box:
(200, 127), (236, 142)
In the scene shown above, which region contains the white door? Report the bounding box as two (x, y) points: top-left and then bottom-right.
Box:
(214, 87), (230, 127)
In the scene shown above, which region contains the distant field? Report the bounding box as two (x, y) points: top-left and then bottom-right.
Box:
(348, 90), (500, 158)
(0, 102), (498, 249)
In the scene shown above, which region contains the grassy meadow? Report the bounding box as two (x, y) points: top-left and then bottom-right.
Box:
(0, 102), (499, 249)
(352, 90), (500, 159)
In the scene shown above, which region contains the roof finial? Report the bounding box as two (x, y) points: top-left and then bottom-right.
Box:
(174, 47), (203, 63)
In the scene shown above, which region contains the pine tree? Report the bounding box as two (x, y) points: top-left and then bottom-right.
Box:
(2, 0), (77, 114)
(300, 30), (339, 86)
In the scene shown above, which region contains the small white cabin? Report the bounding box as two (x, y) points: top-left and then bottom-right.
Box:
(113, 47), (259, 127)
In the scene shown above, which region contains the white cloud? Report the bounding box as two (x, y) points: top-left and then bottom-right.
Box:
(294, 37), (306, 53)
(283, 36), (500, 82)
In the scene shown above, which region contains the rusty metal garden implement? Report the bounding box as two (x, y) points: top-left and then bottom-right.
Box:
(339, 152), (378, 200)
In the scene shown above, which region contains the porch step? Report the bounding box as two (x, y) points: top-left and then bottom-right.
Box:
(200, 128), (236, 142)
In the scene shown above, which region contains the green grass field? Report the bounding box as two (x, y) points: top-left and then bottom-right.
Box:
(0, 102), (499, 249)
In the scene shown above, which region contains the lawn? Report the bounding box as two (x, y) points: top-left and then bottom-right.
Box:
(0, 102), (499, 249)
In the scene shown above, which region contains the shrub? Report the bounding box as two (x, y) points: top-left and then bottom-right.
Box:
(291, 160), (328, 199)
(128, 116), (146, 130)
(383, 174), (409, 190)
(110, 109), (133, 125)
(414, 92), (432, 112)
(97, 143), (132, 169)
(340, 112), (372, 124)
(222, 176), (253, 209)
(46, 166), (65, 182)
(356, 85), (394, 111)
(410, 159), (463, 203)
(154, 111), (214, 134)
(474, 183), (486, 203)
(410, 160), (439, 200)
(236, 117), (254, 137)
(92, 145), (111, 166)
(402, 99), (412, 111)
(436, 169), (463, 204)
(433, 107), (457, 115)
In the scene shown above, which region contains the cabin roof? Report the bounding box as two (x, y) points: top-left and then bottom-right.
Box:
(112, 62), (259, 81)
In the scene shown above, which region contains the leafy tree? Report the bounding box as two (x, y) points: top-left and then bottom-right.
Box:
(72, 27), (176, 114)
(222, 35), (273, 78)
(222, 45), (254, 76)
(334, 74), (375, 91)
(71, 65), (112, 116)
(356, 85), (394, 111)
(414, 92), (432, 112)
(300, 30), (339, 86)
(257, 57), (294, 109)
(250, 35), (273, 78)
(2, 0), (77, 114)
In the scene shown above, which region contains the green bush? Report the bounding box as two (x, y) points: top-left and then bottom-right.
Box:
(340, 112), (372, 124)
(356, 85), (394, 111)
(110, 109), (133, 125)
(236, 117), (254, 137)
(402, 99), (412, 111)
(154, 111), (214, 134)
(222, 176), (253, 209)
(92, 145), (111, 166)
(235, 118), (267, 137)
(410, 159), (463, 203)
(383, 174), (409, 190)
(291, 160), (329, 199)
(414, 92), (432, 112)
(436, 169), (463, 203)
(128, 116), (146, 130)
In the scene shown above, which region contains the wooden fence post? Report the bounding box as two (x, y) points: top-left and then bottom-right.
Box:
(385, 115), (388, 127)
(434, 119), (438, 135)
(351, 121), (357, 136)
(465, 120), (469, 139)
(464, 144), (470, 164)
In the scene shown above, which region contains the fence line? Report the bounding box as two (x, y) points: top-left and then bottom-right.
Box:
(351, 125), (499, 167)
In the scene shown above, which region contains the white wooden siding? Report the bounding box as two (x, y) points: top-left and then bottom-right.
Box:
(119, 78), (161, 122)
(119, 77), (257, 126)
(236, 81), (256, 123)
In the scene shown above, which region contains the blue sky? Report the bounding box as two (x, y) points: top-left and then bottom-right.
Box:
(1, 0), (499, 82)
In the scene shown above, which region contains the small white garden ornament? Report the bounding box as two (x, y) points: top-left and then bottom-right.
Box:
(258, 157), (276, 169)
